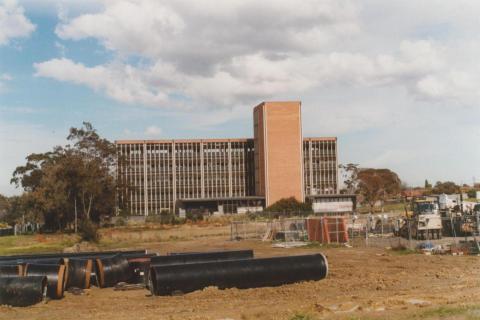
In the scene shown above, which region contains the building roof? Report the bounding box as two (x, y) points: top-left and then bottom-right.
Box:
(116, 137), (337, 144)
(306, 194), (356, 199)
(177, 196), (265, 203)
(115, 138), (252, 144)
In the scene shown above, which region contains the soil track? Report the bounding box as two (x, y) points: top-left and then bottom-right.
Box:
(1, 229), (480, 320)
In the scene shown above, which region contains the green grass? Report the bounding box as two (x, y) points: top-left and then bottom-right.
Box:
(358, 202), (406, 214)
(303, 241), (344, 249)
(414, 305), (480, 319)
(389, 245), (417, 255)
(0, 234), (77, 255)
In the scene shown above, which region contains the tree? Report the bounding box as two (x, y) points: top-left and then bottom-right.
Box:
(357, 168), (401, 212)
(424, 179), (432, 189)
(264, 197), (312, 216)
(10, 122), (116, 231)
(339, 163), (359, 194)
(467, 189), (477, 199)
(0, 194), (9, 221)
(432, 181), (460, 195)
(0, 194), (39, 226)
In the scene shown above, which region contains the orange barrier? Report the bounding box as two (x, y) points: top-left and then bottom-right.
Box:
(306, 217), (349, 243)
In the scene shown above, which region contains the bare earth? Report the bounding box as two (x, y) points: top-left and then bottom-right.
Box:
(1, 225), (480, 320)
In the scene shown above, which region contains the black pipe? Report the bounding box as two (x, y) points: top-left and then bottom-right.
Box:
(128, 260), (150, 285)
(0, 264), (23, 277)
(25, 263), (66, 299)
(0, 257), (65, 266)
(0, 276), (47, 307)
(150, 253), (328, 296)
(65, 258), (93, 289)
(0, 250), (147, 262)
(96, 254), (131, 288)
(150, 249), (254, 266)
(22, 257), (65, 265)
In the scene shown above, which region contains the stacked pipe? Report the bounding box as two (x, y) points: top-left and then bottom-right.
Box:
(0, 248), (329, 305)
(152, 249), (254, 266)
(0, 250), (148, 264)
(25, 263), (66, 299)
(0, 276), (47, 307)
(144, 249), (254, 289)
(0, 249), (154, 306)
(0, 264), (23, 277)
(95, 254), (131, 288)
(65, 258), (93, 289)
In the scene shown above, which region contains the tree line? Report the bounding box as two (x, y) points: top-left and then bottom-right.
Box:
(2, 123), (117, 232)
(0, 123), (472, 230)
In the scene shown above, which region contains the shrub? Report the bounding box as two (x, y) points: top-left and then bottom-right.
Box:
(467, 189), (477, 199)
(159, 210), (176, 224)
(246, 211), (258, 221)
(264, 197), (313, 217)
(79, 220), (100, 243)
(145, 215), (161, 224)
(115, 217), (127, 227)
(145, 210), (184, 225)
(186, 211), (204, 222)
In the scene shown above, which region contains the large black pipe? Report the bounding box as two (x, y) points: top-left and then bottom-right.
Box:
(128, 260), (150, 285)
(0, 257), (65, 266)
(65, 258), (93, 289)
(0, 276), (47, 307)
(0, 264), (23, 277)
(96, 254), (131, 288)
(0, 250), (147, 262)
(0, 251), (152, 279)
(25, 263), (66, 299)
(21, 257), (65, 265)
(89, 255), (154, 287)
(150, 249), (254, 266)
(150, 253), (328, 296)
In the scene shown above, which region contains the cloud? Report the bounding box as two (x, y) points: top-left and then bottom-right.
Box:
(22, 0), (480, 187)
(55, 0), (359, 68)
(33, 40), (450, 110)
(144, 125), (162, 137)
(0, 0), (35, 45)
(33, 0), (362, 108)
(32, 0), (480, 112)
(34, 58), (169, 106)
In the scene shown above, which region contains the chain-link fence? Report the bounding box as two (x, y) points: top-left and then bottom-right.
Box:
(230, 218), (308, 242)
(230, 213), (480, 251)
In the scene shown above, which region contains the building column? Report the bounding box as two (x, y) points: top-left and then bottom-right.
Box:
(334, 139), (339, 193)
(143, 142), (148, 216)
(309, 140), (313, 196)
(200, 141), (205, 198)
(172, 141), (176, 212)
(228, 141), (233, 197)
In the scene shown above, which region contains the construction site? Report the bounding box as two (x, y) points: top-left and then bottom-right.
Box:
(1, 100), (480, 319)
(1, 220), (480, 320)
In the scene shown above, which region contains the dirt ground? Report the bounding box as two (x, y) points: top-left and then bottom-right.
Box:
(2, 225), (480, 320)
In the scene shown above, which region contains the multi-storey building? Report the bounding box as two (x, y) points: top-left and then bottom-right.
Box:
(116, 101), (339, 215)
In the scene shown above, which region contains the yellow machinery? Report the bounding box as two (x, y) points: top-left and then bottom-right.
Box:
(400, 197), (442, 239)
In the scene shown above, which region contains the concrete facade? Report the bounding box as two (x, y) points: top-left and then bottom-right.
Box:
(253, 102), (304, 206)
(116, 101), (338, 215)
